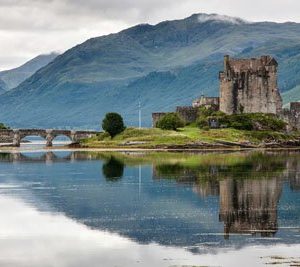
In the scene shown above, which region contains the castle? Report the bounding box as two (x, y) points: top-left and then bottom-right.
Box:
(152, 55), (300, 131)
(219, 55), (282, 115)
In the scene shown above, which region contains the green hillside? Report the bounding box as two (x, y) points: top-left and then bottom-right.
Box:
(283, 85), (300, 105)
(1, 14), (300, 129)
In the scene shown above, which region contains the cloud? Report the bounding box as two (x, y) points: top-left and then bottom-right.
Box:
(197, 14), (249, 24)
(1, 0), (300, 70)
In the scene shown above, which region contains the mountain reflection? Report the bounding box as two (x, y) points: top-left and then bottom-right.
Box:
(0, 151), (299, 250)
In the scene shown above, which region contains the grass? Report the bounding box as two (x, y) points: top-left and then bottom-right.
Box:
(81, 126), (300, 149)
(181, 127), (249, 143)
(82, 127), (191, 148)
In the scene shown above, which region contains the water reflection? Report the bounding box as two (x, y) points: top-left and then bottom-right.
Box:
(219, 178), (281, 238)
(0, 151), (299, 256)
(1, 194), (299, 267)
(102, 156), (124, 181)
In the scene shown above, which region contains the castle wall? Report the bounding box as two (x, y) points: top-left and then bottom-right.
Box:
(281, 102), (300, 131)
(152, 112), (168, 127)
(176, 106), (198, 124)
(290, 102), (300, 130)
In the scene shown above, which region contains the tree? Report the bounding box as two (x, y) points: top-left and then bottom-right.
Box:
(102, 112), (125, 137)
(156, 113), (184, 130)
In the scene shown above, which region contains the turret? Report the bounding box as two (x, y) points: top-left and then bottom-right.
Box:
(224, 55), (230, 76)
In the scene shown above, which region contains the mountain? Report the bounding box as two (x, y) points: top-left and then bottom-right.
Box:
(1, 14), (300, 129)
(0, 79), (7, 94)
(0, 52), (59, 90)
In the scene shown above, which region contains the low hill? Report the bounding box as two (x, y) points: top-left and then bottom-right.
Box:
(0, 52), (59, 90)
(283, 85), (300, 105)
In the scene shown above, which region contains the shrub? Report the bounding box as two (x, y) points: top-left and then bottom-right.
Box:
(196, 117), (209, 128)
(0, 123), (8, 129)
(102, 112), (125, 137)
(198, 106), (214, 117)
(249, 113), (286, 131)
(196, 107), (286, 132)
(227, 114), (253, 130)
(227, 113), (286, 131)
(156, 113), (184, 130)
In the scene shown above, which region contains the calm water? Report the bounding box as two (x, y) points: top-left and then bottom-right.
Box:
(0, 150), (299, 266)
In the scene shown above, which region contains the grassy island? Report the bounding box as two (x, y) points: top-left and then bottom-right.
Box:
(80, 111), (300, 150)
(80, 126), (300, 149)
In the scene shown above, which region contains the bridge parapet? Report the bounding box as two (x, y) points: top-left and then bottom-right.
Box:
(0, 128), (99, 147)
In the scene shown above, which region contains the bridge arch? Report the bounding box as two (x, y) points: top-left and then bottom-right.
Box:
(51, 134), (73, 146)
(4, 129), (99, 147)
(20, 134), (47, 145)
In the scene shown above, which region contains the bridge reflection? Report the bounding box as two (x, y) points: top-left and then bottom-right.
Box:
(0, 151), (98, 163)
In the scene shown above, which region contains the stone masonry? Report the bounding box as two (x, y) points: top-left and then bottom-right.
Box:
(0, 129), (99, 147)
(282, 102), (300, 131)
(192, 95), (220, 110)
(219, 55), (282, 115)
(176, 106), (199, 124)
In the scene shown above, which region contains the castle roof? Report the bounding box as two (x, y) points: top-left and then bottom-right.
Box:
(226, 55), (277, 73)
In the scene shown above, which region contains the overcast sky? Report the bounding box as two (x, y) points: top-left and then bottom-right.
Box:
(1, 0), (300, 70)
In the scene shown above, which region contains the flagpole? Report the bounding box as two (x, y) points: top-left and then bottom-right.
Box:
(138, 101), (142, 129)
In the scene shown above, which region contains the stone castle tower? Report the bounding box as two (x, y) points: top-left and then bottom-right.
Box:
(219, 55), (283, 114)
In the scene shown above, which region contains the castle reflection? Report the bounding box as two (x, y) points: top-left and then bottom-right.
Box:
(219, 178), (281, 238)
(153, 152), (300, 239)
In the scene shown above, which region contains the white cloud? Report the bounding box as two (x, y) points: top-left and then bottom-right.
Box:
(197, 14), (249, 24)
(0, 194), (299, 267)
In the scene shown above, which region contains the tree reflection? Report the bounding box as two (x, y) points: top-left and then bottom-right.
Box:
(102, 156), (124, 181)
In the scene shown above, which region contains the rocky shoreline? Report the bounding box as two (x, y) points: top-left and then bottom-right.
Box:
(78, 139), (300, 150)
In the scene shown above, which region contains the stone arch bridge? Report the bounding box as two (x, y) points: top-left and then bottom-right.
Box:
(0, 129), (99, 147)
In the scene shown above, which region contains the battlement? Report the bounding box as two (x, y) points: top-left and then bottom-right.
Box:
(223, 55), (277, 74)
